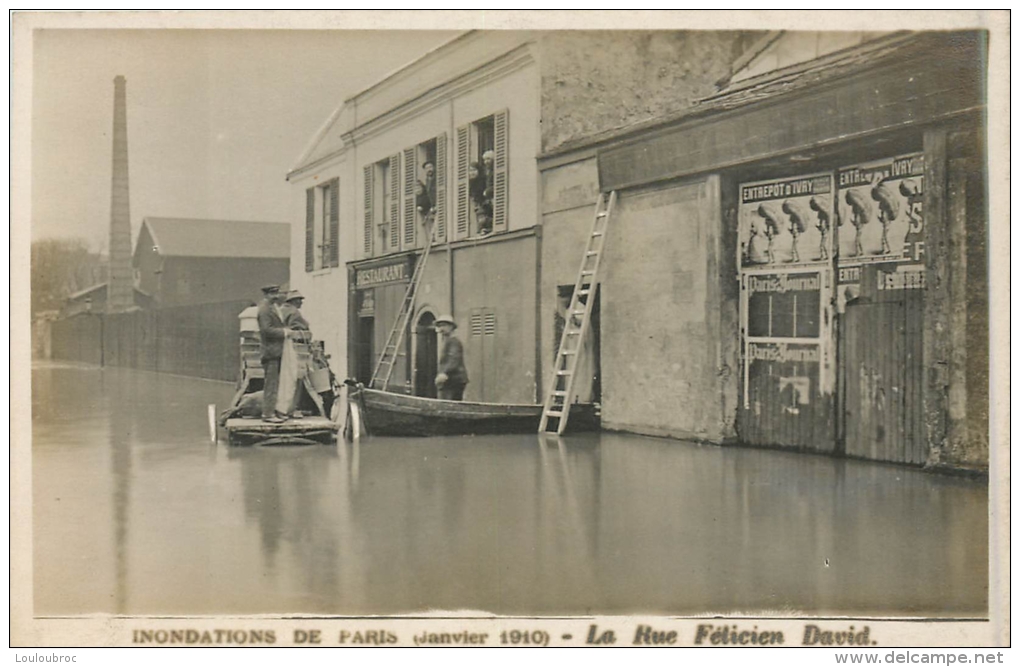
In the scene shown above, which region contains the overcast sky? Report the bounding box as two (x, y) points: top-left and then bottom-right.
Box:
(30, 28), (459, 249)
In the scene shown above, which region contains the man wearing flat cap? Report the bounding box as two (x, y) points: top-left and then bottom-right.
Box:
(281, 290), (311, 341)
(434, 315), (468, 401)
(257, 284), (288, 422)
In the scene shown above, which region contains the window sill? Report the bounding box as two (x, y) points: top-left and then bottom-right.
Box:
(449, 225), (538, 249)
(308, 267), (336, 277)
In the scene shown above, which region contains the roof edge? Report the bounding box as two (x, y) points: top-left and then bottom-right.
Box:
(344, 30), (475, 106)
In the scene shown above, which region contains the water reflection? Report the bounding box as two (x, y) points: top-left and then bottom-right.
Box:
(32, 365), (987, 617)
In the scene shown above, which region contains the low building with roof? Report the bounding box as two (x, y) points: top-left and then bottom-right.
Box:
(133, 217), (290, 308)
(61, 282), (154, 317)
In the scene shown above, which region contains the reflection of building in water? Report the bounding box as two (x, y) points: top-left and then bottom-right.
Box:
(534, 435), (600, 607)
(229, 446), (345, 610)
(298, 436), (603, 615)
(591, 433), (986, 615)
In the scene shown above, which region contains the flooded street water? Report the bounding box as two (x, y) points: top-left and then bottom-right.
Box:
(32, 364), (987, 618)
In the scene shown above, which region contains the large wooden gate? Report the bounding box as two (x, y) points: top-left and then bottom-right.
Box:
(834, 153), (927, 464)
(736, 154), (927, 462)
(841, 290), (925, 464)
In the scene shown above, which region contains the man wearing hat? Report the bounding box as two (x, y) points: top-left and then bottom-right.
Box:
(434, 315), (468, 401)
(282, 290), (311, 342)
(275, 290), (312, 418)
(257, 284), (288, 422)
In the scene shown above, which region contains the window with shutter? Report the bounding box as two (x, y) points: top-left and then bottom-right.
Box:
(402, 146), (417, 249)
(305, 188), (315, 272)
(434, 132), (447, 244)
(455, 125), (470, 240)
(388, 154), (400, 251)
(456, 112), (508, 239)
(363, 165), (374, 257)
(319, 182), (331, 268)
(471, 306), (496, 400)
(492, 109), (509, 233)
(328, 178), (340, 268)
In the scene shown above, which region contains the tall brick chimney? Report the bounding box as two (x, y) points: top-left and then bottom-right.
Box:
(107, 75), (133, 313)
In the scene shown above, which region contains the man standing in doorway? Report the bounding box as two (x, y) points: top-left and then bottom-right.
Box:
(257, 284), (288, 423)
(434, 314), (468, 401)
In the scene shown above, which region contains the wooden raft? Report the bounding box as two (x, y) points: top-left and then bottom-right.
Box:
(223, 313), (338, 446)
(225, 416), (336, 447)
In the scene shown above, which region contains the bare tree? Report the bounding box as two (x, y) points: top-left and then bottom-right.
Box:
(31, 238), (107, 314)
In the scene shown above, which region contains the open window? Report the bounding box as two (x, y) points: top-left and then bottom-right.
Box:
(305, 178), (339, 271)
(402, 134), (448, 249)
(362, 156), (400, 258)
(364, 134), (449, 258)
(456, 110), (508, 240)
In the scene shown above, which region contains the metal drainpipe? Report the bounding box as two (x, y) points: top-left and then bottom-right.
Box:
(447, 241), (454, 317)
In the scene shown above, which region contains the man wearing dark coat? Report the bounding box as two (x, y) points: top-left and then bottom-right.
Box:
(281, 290), (311, 342)
(257, 284), (288, 422)
(434, 314), (468, 401)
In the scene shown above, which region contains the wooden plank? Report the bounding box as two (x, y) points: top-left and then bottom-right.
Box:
(226, 416), (336, 434)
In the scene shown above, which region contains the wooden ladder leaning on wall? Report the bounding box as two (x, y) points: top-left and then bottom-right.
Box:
(539, 190), (616, 434)
(369, 217), (436, 392)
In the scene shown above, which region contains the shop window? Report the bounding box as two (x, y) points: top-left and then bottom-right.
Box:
(362, 156), (400, 258)
(455, 110), (508, 240)
(305, 178), (339, 271)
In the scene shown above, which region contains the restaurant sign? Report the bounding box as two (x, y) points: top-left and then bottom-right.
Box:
(354, 257), (413, 290)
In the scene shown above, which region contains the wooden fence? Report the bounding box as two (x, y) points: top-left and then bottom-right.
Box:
(50, 300), (250, 382)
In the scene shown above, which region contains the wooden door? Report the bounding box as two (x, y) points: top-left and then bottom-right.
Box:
(414, 312), (438, 398)
(356, 316), (374, 384)
(842, 288), (925, 464)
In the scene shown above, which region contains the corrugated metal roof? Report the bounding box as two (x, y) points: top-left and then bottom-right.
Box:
(140, 218), (291, 259)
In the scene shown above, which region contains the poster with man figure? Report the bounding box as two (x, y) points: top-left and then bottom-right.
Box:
(836, 153), (925, 265)
(738, 173), (834, 268)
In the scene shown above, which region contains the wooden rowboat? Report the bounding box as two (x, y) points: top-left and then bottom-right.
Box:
(346, 383), (599, 437)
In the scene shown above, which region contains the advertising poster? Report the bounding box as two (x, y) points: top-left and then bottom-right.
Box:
(738, 173), (834, 268)
(741, 270), (833, 414)
(746, 340), (821, 415)
(835, 153), (925, 269)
